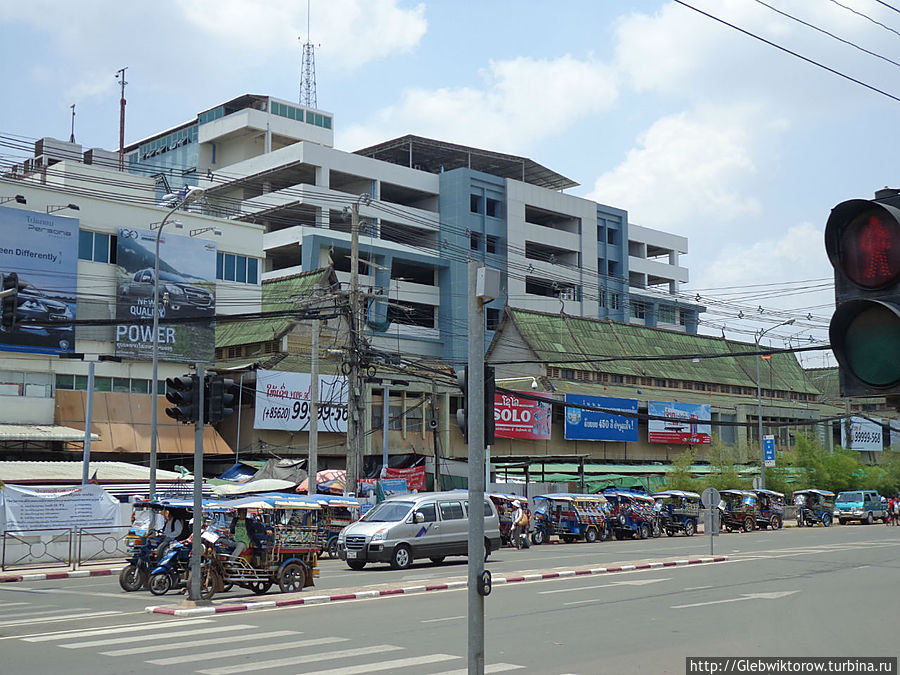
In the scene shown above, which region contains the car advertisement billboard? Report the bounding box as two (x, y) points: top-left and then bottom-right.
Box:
(564, 394), (638, 442)
(0, 206), (77, 355)
(494, 391), (552, 440)
(648, 401), (712, 445)
(115, 227), (216, 362)
(253, 369), (349, 432)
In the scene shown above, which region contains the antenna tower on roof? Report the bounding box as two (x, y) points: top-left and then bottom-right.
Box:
(299, 0), (317, 108)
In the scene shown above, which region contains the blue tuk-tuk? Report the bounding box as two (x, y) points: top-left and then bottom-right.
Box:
(652, 490), (700, 536)
(530, 493), (610, 545)
(793, 489), (835, 527)
(752, 488), (785, 529)
(602, 489), (659, 540)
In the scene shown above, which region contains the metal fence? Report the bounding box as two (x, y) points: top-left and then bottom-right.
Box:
(1, 526), (130, 572)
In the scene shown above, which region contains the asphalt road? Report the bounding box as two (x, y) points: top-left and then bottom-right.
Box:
(1, 524), (897, 674)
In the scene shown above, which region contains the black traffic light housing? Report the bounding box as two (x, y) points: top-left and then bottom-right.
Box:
(165, 375), (200, 424)
(206, 375), (236, 424)
(455, 365), (496, 444)
(825, 198), (900, 397)
(1, 272), (20, 332)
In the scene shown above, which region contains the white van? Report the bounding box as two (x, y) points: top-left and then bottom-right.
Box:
(337, 491), (502, 570)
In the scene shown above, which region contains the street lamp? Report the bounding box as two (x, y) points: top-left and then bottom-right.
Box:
(755, 318), (794, 489)
(148, 186), (205, 500)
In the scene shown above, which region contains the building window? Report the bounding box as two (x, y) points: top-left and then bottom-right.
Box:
(387, 300), (436, 328)
(607, 229), (617, 245)
(486, 235), (500, 254)
(470, 232), (482, 251)
(389, 404), (403, 431)
(371, 404), (383, 430)
(486, 308), (501, 331)
(598, 285), (607, 308)
(406, 401), (423, 433)
(485, 198), (501, 218)
(217, 252), (260, 284)
(658, 306), (676, 324)
(609, 293), (621, 310)
(79, 230), (117, 264)
(610, 374), (624, 383)
(470, 195), (482, 214)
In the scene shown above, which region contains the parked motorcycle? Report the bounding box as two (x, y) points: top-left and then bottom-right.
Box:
(119, 532), (164, 591)
(148, 539), (191, 596)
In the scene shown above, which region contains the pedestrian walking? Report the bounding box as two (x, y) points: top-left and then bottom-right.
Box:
(511, 501), (526, 550)
(892, 497), (899, 526)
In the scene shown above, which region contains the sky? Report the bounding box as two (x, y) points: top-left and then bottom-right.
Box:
(3, 0), (899, 368)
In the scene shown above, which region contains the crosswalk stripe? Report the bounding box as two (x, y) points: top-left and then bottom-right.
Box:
(147, 636), (348, 666)
(0, 602), (32, 608)
(197, 644), (405, 675)
(24, 618), (213, 642)
(0, 610), (121, 628)
(297, 653), (461, 675)
(429, 664), (525, 675)
(2, 607), (91, 618)
(60, 624), (256, 649)
(102, 629), (302, 656)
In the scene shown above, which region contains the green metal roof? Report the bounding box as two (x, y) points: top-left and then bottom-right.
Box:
(216, 268), (335, 349)
(505, 309), (821, 395)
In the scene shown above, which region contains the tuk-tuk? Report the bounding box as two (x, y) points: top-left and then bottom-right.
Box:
(195, 494), (319, 600)
(530, 493), (610, 545)
(793, 489), (835, 527)
(602, 489), (659, 540)
(752, 488), (785, 529)
(488, 493), (530, 547)
(307, 494), (360, 558)
(652, 490), (700, 536)
(718, 489), (758, 532)
(120, 498), (193, 592)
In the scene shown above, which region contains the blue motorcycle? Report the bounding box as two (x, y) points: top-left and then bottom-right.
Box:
(119, 531), (165, 592)
(148, 539), (191, 596)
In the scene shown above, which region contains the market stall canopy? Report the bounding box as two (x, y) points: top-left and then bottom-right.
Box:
(0, 424), (99, 442)
(212, 479), (297, 496)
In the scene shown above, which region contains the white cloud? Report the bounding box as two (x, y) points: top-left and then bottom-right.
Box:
(587, 104), (771, 229)
(338, 55), (618, 151)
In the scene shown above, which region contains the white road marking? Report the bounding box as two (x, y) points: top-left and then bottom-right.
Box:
(684, 586), (713, 591)
(430, 664), (525, 674)
(287, 653), (460, 675)
(197, 644), (404, 675)
(102, 629), (303, 656)
(146, 636), (348, 665)
(672, 590), (800, 609)
(541, 578), (670, 594)
(422, 615), (466, 623)
(60, 623), (256, 649)
(23, 618), (213, 642)
(0, 610), (122, 628)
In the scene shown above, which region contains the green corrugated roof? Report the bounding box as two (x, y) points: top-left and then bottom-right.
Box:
(216, 268), (334, 349)
(506, 309), (820, 395)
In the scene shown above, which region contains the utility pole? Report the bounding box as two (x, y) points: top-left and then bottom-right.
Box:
(308, 320), (319, 496)
(189, 363), (205, 603)
(431, 381), (441, 491)
(115, 67), (127, 171)
(345, 202), (362, 495)
(69, 104), (76, 143)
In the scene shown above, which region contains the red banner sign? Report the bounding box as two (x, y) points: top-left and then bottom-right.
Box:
(494, 391), (552, 440)
(384, 465), (426, 491)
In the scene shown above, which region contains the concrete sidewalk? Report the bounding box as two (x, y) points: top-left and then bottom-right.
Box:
(0, 559), (125, 583)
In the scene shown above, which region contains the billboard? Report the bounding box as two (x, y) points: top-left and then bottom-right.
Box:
(494, 391), (552, 440)
(841, 416), (882, 452)
(564, 394), (638, 442)
(115, 227), (216, 362)
(0, 206), (77, 355)
(254, 369), (348, 432)
(648, 401), (712, 445)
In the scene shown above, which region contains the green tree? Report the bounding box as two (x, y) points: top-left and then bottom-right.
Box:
(665, 449), (699, 492)
(704, 441), (749, 491)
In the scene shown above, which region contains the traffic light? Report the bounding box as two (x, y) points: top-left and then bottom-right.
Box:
(165, 375), (200, 424)
(1, 272), (19, 331)
(455, 365), (496, 444)
(825, 198), (900, 396)
(205, 375), (236, 424)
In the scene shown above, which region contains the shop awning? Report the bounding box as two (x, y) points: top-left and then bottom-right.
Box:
(0, 424), (99, 442)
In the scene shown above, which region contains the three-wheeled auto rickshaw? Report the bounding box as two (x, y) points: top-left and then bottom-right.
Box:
(793, 489), (835, 527)
(530, 493), (610, 545)
(309, 494), (360, 558)
(652, 490), (700, 536)
(602, 489), (659, 540)
(752, 488), (785, 529)
(718, 489), (758, 532)
(194, 494), (319, 600)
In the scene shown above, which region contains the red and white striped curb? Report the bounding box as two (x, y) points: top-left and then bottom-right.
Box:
(146, 556), (727, 617)
(0, 567), (124, 583)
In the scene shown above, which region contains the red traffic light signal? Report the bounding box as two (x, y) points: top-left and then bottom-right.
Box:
(825, 199), (900, 396)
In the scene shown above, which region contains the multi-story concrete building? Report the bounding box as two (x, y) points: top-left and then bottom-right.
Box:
(122, 94), (703, 365)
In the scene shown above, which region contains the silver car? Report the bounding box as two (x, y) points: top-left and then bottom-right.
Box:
(338, 491), (502, 570)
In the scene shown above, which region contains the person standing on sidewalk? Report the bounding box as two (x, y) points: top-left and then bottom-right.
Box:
(511, 501), (525, 549)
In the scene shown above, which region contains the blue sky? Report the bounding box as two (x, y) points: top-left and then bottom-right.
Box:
(3, 0), (898, 367)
